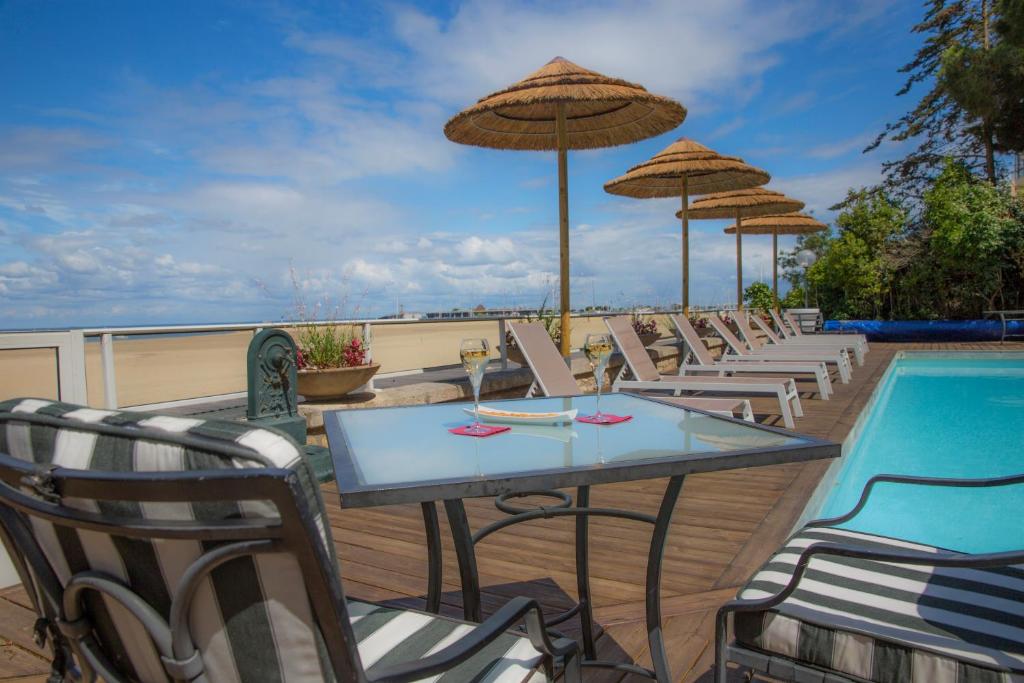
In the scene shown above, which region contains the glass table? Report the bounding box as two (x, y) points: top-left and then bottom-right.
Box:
(325, 393), (838, 682)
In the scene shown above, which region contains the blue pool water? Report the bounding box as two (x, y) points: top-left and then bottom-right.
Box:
(815, 353), (1024, 553)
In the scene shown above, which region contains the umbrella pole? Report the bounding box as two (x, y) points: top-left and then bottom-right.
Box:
(556, 103), (571, 358)
(681, 176), (689, 317)
(772, 227), (779, 312)
(735, 208), (743, 310)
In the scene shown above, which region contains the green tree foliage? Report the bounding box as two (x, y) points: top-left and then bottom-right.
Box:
(940, 0), (1024, 159)
(780, 286), (806, 309)
(743, 282), (775, 311)
(920, 161), (1024, 314)
(805, 189), (905, 319)
(797, 162), (1024, 320)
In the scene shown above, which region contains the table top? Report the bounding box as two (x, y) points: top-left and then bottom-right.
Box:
(325, 393), (838, 507)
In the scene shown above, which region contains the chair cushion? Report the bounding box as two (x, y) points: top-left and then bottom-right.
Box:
(0, 398), (339, 683)
(734, 526), (1024, 682)
(349, 600), (545, 683)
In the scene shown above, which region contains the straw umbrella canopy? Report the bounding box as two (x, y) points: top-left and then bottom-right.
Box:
(445, 57), (686, 356)
(724, 212), (827, 309)
(603, 138), (769, 315)
(680, 188), (804, 309)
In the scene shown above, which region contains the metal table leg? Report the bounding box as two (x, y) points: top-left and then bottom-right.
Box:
(574, 485), (597, 660)
(441, 480), (685, 682)
(444, 499), (482, 622)
(647, 476), (685, 683)
(420, 501), (442, 613)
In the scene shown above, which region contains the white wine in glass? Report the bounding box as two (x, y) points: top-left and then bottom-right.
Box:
(460, 338), (490, 434)
(584, 333), (614, 422)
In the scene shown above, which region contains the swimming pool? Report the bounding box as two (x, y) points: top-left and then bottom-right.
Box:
(808, 352), (1024, 553)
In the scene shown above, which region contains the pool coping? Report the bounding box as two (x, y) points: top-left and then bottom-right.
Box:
(793, 349), (1024, 530)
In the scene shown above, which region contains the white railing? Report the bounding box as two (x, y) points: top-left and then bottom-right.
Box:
(0, 304), (737, 411)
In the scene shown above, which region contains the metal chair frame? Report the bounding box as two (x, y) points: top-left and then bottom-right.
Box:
(0, 410), (579, 683)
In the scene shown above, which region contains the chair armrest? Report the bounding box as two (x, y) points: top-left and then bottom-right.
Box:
(368, 597), (578, 683)
(807, 472), (1024, 528)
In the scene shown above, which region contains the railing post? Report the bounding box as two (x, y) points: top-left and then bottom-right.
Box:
(100, 333), (118, 409)
(498, 318), (508, 370)
(362, 322), (374, 392)
(65, 330), (88, 405)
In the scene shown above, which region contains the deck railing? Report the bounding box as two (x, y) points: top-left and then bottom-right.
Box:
(0, 305), (736, 411)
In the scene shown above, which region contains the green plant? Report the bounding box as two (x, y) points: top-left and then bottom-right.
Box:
(743, 282), (776, 312)
(289, 266), (369, 370)
(506, 295), (561, 347)
(780, 286), (806, 310)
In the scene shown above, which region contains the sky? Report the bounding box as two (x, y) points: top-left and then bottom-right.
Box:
(0, 0), (923, 329)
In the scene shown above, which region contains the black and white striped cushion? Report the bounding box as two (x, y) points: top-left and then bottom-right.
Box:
(348, 600), (543, 682)
(735, 526), (1024, 683)
(0, 399), (547, 683)
(0, 397), (337, 682)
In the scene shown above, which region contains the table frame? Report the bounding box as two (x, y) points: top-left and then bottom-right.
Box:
(325, 394), (839, 682)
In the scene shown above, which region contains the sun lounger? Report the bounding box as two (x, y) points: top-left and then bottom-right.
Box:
(708, 316), (852, 383)
(780, 309), (869, 351)
(750, 312), (867, 366)
(604, 316), (802, 429)
(509, 321), (754, 421)
(716, 472), (1024, 683)
(739, 313), (864, 367)
(670, 314), (832, 399)
(0, 398), (580, 683)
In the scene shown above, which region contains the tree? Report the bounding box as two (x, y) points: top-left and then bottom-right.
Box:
(779, 228), (833, 290)
(867, 0), (1000, 197)
(743, 282), (775, 311)
(940, 0), (1024, 162)
(922, 160), (1023, 314)
(805, 189), (905, 319)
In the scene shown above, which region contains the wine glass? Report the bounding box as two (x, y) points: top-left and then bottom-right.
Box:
(584, 333), (614, 423)
(460, 338), (490, 434)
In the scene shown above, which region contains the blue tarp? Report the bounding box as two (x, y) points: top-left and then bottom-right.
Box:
(824, 319), (1024, 342)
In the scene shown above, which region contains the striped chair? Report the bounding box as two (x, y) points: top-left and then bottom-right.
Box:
(715, 473), (1024, 682)
(0, 398), (579, 683)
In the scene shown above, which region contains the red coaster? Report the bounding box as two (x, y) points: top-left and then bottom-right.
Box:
(576, 414), (632, 425)
(449, 424), (511, 437)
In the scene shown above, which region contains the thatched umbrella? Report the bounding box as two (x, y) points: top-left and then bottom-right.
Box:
(680, 188), (804, 309)
(445, 57), (685, 356)
(604, 138), (769, 315)
(724, 212), (827, 309)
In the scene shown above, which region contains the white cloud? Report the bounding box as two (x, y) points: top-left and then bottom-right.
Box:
(806, 132), (875, 160)
(773, 162), (882, 216)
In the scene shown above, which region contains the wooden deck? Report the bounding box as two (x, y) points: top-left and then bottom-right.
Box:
(0, 342), (1020, 682)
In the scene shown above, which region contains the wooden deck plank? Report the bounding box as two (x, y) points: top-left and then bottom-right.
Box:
(0, 341), (1020, 682)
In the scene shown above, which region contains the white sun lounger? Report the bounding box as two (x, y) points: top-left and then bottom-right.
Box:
(604, 316), (802, 430)
(779, 309), (869, 352)
(747, 313), (865, 366)
(670, 314), (832, 399)
(508, 321), (754, 421)
(708, 316), (852, 384)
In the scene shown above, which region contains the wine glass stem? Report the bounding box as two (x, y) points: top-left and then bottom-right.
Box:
(472, 377), (482, 429)
(595, 367), (602, 417)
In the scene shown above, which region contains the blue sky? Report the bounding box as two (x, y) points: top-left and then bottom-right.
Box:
(0, 0), (921, 328)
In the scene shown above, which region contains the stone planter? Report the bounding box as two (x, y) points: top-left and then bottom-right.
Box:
(297, 363), (380, 400)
